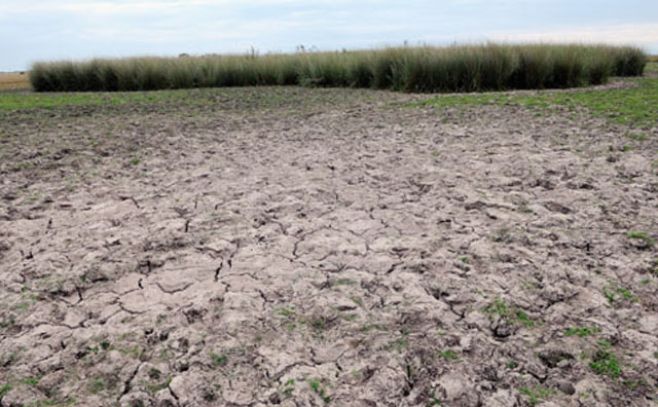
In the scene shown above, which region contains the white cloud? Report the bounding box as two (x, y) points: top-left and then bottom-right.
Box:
(488, 23), (658, 48)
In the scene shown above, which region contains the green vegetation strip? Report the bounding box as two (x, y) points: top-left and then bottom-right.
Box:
(30, 44), (645, 93)
(0, 90), (198, 110)
(421, 66), (658, 128)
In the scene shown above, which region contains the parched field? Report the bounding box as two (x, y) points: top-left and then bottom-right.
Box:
(0, 73), (29, 92)
(0, 70), (657, 407)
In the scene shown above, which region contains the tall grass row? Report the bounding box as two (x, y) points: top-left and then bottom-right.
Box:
(30, 44), (647, 93)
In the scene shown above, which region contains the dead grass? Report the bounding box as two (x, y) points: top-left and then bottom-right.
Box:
(0, 72), (30, 91)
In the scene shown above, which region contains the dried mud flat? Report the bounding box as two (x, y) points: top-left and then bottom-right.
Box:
(0, 87), (657, 407)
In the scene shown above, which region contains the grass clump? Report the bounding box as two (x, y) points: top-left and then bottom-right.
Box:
(590, 340), (622, 378)
(627, 231), (655, 247)
(519, 386), (554, 406)
(438, 349), (459, 361)
(308, 379), (331, 404)
(565, 326), (600, 337)
(210, 352), (228, 367)
(0, 383), (12, 398)
(484, 298), (536, 328)
(30, 44), (646, 93)
(87, 378), (106, 394)
(603, 283), (635, 304)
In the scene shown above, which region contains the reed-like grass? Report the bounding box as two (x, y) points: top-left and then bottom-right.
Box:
(30, 44), (647, 93)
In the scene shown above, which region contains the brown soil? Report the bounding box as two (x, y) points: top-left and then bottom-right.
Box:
(0, 87), (656, 407)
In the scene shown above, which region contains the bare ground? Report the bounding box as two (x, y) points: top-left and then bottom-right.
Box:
(0, 87), (657, 407)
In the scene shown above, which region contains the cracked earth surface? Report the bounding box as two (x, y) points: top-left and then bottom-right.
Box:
(0, 87), (657, 406)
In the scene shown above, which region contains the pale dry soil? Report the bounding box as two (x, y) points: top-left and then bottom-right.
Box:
(0, 87), (657, 407)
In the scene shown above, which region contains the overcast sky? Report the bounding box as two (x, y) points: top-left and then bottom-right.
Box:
(1, 0), (657, 71)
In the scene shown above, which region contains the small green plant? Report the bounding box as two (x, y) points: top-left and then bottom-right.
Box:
(0, 383), (12, 398)
(506, 360), (518, 369)
(282, 379), (295, 398)
(100, 340), (111, 351)
(118, 345), (143, 359)
(145, 376), (172, 395)
(565, 326), (601, 337)
(275, 307), (297, 331)
(23, 377), (40, 386)
(515, 310), (535, 328)
(491, 227), (513, 243)
(210, 352), (228, 367)
(428, 392), (442, 406)
(622, 378), (647, 390)
(388, 332), (409, 352)
(309, 379), (331, 404)
(438, 349), (459, 361)
(603, 284), (635, 304)
(519, 386), (554, 406)
(148, 368), (161, 380)
(88, 378), (106, 394)
(331, 278), (356, 286)
(590, 340), (622, 378)
(627, 132), (648, 141)
(627, 231), (655, 247)
(275, 307), (296, 318)
(484, 298), (536, 328)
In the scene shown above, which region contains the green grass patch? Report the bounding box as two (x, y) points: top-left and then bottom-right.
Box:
(23, 377), (40, 386)
(308, 379), (331, 404)
(87, 378), (106, 394)
(519, 386), (554, 406)
(590, 340), (622, 379)
(210, 352), (228, 367)
(422, 63), (658, 128)
(627, 230), (656, 247)
(438, 349), (459, 361)
(565, 326), (601, 337)
(603, 283), (635, 304)
(484, 298), (536, 328)
(0, 383), (12, 398)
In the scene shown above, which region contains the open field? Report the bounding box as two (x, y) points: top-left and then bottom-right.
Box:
(0, 65), (656, 406)
(0, 72), (30, 91)
(30, 44), (645, 93)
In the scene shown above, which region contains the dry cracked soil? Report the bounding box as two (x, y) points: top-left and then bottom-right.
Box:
(0, 87), (657, 407)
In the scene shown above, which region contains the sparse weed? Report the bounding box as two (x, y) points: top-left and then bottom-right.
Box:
(627, 231), (655, 247)
(0, 383), (12, 398)
(282, 379), (295, 398)
(627, 132), (648, 142)
(428, 393), (443, 406)
(603, 283), (635, 304)
(519, 386), (554, 406)
(438, 350), (459, 361)
(88, 378), (105, 394)
(388, 331), (410, 352)
(590, 340), (622, 378)
(23, 376), (40, 386)
(484, 298), (536, 328)
(210, 352), (228, 367)
(309, 379), (331, 404)
(565, 326), (600, 337)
